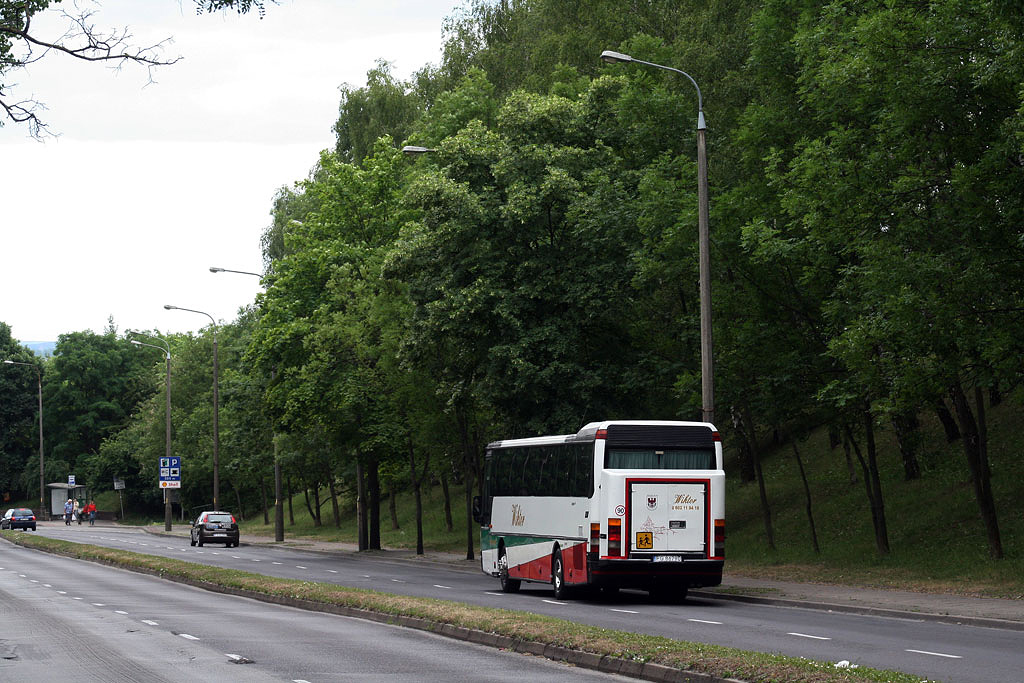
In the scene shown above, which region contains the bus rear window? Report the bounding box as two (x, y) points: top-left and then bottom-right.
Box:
(605, 448), (714, 470)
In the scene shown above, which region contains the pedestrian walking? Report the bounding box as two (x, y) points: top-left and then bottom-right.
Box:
(84, 500), (97, 525)
(63, 498), (73, 525)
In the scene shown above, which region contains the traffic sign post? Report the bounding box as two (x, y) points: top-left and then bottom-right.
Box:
(68, 474), (75, 487)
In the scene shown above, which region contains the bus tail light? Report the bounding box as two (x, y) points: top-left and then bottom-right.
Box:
(595, 428), (607, 440)
(714, 518), (725, 558)
(607, 518), (622, 557)
(590, 523), (600, 554)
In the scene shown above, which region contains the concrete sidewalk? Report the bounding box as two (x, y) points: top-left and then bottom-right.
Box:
(139, 524), (1024, 630)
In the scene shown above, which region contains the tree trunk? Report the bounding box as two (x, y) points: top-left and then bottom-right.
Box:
(741, 402), (774, 551)
(840, 430), (858, 484)
(729, 407), (755, 483)
(934, 398), (961, 443)
(846, 415), (889, 556)
(368, 457), (381, 550)
(440, 470), (454, 532)
(356, 459), (367, 551)
(457, 407), (476, 561)
(327, 473), (341, 529)
(989, 385), (1002, 407)
(311, 482), (322, 527)
(892, 410), (922, 480)
(406, 429), (429, 556)
(287, 476), (295, 525)
(950, 381), (1003, 559)
(303, 485), (314, 522)
(389, 486), (399, 531)
(233, 485), (244, 521)
(260, 476), (269, 525)
(792, 441), (819, 554)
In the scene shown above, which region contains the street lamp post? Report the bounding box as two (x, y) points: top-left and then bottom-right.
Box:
(129, 333), (172, 531)
(600, 50), (714, 423)
(164, 305), (219, 509)
(3, 360), (44, 517)
(210, 265), (284, 542)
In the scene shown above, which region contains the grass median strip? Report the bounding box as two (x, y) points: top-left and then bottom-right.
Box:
(3, 531), (920, 683)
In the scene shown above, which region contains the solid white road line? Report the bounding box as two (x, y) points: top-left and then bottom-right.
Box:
(906, 649), (962, 659)
(788, 632), (831, 640)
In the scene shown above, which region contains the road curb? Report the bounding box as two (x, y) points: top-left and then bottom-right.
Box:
(689, 589), (1024, 632)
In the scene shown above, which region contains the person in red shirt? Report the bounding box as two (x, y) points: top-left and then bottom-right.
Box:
(83, 500), (97, 526)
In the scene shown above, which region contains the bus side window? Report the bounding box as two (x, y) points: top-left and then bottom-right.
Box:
(553, 445), (572, 497)
(573, 443), (594, 497)
(514, 447), (531, 496)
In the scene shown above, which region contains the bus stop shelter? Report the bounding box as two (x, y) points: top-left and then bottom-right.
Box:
(46, 483), (89, 520)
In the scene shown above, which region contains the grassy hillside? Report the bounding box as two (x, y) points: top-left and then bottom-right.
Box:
(725, 394), (1024, 598)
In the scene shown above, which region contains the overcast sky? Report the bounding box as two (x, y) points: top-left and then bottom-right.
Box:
(1, 0), (461, 343)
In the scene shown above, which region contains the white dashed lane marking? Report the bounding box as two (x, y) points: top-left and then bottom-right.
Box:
(906, 649), (962, 659)
(141, 620), (159, 626)
(610, 608), (638, 614)
(178, 633), (200, 641)
(688, 619), (723, 625)
(788, 632), (831, 640)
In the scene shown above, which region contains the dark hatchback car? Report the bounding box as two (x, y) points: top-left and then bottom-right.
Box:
(190, 511), (239, 547)
(1, 508), (37, 531)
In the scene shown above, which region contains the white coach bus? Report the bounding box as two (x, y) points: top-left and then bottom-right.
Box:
(473, 420), (724, 601)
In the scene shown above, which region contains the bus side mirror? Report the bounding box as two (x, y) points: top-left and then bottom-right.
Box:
(472, 495), (482, 524)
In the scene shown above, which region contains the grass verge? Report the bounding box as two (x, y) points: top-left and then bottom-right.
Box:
(3, 531), (922, 683)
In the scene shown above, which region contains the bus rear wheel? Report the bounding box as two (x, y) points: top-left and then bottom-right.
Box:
(498, 549), (520, 593)
(552, 549), (570, 600)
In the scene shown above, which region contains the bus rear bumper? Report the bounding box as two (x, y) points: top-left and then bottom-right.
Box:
(589, 557), (723, 589)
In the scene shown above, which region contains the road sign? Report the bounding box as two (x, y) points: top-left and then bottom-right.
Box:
(68, 474), (76, 487)
(113, 478), (125, 490)
(159, 457), (181, 489)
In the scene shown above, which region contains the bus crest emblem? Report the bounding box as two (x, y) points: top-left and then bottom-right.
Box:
(647, 495), (658, 510)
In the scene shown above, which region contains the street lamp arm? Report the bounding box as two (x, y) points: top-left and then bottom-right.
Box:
(600, 50), (705, 129)
(164, 305), (216, 332)
(130, 339), (171, 360)
(210, 266), (262, 277)
(127, 330), (170, 357)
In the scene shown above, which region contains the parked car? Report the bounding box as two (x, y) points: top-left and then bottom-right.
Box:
(1, 508), (37, 531)
(190, 511), (239, 547)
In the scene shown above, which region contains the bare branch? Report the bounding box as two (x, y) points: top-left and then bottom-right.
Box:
(0, 2), (183, 139)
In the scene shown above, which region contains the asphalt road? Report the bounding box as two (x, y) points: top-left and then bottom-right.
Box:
(0, 537), (636, 682)
(29, 523), (1024, 682)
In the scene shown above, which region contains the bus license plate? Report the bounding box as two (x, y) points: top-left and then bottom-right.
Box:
(652, 555), (682, 563)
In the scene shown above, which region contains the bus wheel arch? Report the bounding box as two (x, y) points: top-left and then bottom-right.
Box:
(498, 543), (520, 593)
